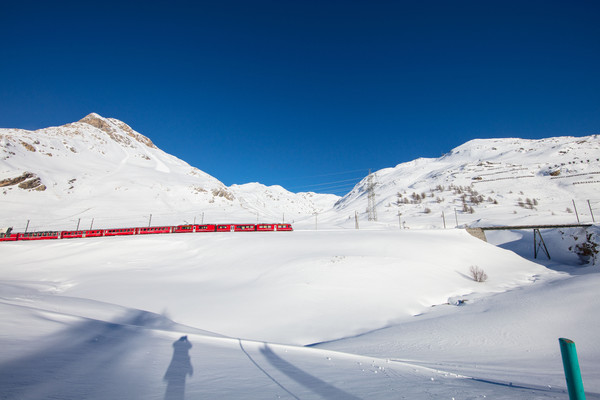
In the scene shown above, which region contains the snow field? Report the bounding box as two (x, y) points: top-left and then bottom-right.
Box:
(0, 229), (555, 345)
(1, 224), (599, 398)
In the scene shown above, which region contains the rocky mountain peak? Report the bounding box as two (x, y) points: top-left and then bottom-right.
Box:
(78, 113), (156, 149)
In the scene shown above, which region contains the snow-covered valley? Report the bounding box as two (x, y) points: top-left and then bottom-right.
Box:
(1, 228), (599, 399)
(1, 114), (599, 399)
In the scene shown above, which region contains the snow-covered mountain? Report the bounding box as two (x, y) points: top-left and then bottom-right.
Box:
(329, 136), (600, 229)
(2, 114), (600, 398)
(1, 114), (598, 231)
(0, 113), (337, 231)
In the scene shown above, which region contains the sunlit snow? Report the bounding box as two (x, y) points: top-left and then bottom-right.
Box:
(1, 115), (599, 399)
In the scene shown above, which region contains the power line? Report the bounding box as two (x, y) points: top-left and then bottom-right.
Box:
(279, 168), (369, 182)
(299, 183), (358, 193)
(287, 176), (364, 190)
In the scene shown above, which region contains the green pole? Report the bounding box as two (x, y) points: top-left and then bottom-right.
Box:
(559, 338), (586, 400)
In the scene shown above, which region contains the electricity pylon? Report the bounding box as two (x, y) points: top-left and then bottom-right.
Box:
(367, 169), (377, 221)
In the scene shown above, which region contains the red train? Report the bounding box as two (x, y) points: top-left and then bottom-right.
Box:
(0, 223), (293, 242)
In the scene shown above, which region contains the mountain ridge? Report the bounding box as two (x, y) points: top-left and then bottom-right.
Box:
(0, 113), (338, 230)
(1, 114), (599, 231)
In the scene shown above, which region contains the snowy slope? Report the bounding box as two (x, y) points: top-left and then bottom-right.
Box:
(1, 115), (598, 231)
(1, 116), (600, 398)
(0, 114), (338, 231)
(328, 136), (600, 229)
(2, 228), (598, 399)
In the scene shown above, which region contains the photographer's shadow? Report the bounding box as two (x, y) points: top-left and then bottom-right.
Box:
(164, 336), (193, 400)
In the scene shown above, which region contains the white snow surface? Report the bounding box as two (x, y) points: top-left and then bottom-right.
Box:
(1, 115), (600, 398)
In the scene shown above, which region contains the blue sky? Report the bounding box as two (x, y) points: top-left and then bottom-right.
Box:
(1, 1), (599, 195)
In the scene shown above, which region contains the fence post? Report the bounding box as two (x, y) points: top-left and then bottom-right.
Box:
(559, 338), (586, 400)
(572, 200), (580, 224)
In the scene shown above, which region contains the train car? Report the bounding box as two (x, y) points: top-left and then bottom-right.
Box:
(196, 224), (216, 232)
(137, 226), (173, 235)
(61, 230), (105, 239)
(103, 228), (136, 237)
(173, 224), (216, 233)
(216, 224), (234, 232)
(83, 230), (105, 238)
(234, 224), (256, 232)
(17, 231), (61, 240)
(61, 230), (86, 239)
(256, 224), (275, 232)
(275, 224), (293, 231)
(0, 233), (19, 241)
(174, 224), (195, 233)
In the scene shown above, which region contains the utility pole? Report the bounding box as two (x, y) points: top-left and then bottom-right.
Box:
(76, 218), (81, 231)
(397, 211), (402, 229)
(588, 200), (595, 223)
(149, 214), (152, 227)
(314, 212), (318, 230)
(90, 218), (94, 230)
(355, 211), (359, 229)
(367, 169), (378, 221)
(25, 219), (30, 233)
(454, 208), (458, 227)
(572, 200), (580, 223)
(442, 211), (446, 229)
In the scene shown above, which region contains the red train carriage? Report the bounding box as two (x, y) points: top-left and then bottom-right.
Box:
(0, 233), (19, 241)
(173, 224), (195, 233)
(255, 224), (293, 231)
(216, 224), (234, 232)
(276, 224), (293, 231)
(173, 224), (216, 233)
(103, 228), (136, 236)
(234, 224), (256, 232)
(60, 230), (106, 239)
(61, 230), (87, 239)
(137, 226), (173, 235)
(195, 224), (216, 232)
(83, 229), (105, 238)
(17, 231), (61, 240)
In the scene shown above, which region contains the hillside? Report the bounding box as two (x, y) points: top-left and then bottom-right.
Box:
(0, 114), (337, 231)
(2, 115), (598, 232)
(327, 136), (600, 229)
(1, 116), (600, 398)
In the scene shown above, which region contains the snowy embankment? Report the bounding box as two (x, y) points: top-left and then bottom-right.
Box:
(1, 228), (599, 399)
